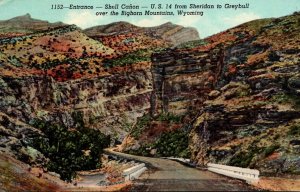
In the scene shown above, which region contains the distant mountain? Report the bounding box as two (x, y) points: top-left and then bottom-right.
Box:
(84, 21), (200, 46)
(0, 14), (67, 35)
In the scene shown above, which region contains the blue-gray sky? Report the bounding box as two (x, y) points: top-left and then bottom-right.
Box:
(0, 0), (299, 37)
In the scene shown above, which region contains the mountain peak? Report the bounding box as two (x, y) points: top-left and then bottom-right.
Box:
(23, 13), (31, 19)
(9, 13), (33, 21)
(0, 14), (67, 34)
(161, 22), (174, 26)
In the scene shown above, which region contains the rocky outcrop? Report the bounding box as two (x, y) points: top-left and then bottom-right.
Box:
(0, 112), (46, 166)
(151, 46), (222, 116)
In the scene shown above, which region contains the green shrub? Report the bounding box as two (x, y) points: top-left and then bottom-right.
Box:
(154, 130), (190, 158)
(177, 40), (208, 49)
(126, 145), (152, 157)
(103, 49), (151, 68)
(29, 118), (110, 181)
(230, 143), (280, 167)
(130, 114), (151, 139)
(288, 124), (300, 136)
(272, 93), (300, 109)
(229, 152), (254, 168)
(262, 145), (280, 157)
(157, 113), (182, 123)
(127, 130), (190, 158)
(128, 112), (188, 158)
(229, 145), (262, 168)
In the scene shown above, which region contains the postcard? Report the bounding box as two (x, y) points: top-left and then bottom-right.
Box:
(0, 0), (299, 191)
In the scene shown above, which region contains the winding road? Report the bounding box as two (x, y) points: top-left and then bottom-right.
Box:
(105, 149), (255, 191)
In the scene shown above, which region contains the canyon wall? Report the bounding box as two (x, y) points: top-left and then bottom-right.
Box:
(124, 12), (300, 175)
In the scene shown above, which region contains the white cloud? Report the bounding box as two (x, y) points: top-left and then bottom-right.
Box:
(63, 11), (102, 29)
(223, 12), (261, 27)
(131, 16), (168, 27)
(0, 0), (13, 6)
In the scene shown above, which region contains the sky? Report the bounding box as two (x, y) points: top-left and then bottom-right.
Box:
(0, 0), (299, 37)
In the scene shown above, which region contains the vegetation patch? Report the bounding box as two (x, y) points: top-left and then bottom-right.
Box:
(103, 49), (150, 68)
(229, 143), (280, 168)
(229, 145), (262, 168)
(288, 124), (300, 136)
(157, 113), (182, 123)
(262, 145), (280, 157)
(177, 39), (208, 49)
(29, 115), (110, 181)
(126, 145), (152, 157)
(128, 112), (188, 157)
(127, 129), (190, 158)
(229, 151), (255, 168)
(154, 130), (190, 158)
(130, 114), (151, 139)
(272, 93), (300, 109)
(130, 113), (182, 139)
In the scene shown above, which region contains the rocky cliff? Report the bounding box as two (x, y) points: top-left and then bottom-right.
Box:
(150, 46), (222, 116)
(122, 12), (300, 176)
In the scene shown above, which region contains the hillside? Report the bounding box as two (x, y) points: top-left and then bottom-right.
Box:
(0, 24), (117, 81)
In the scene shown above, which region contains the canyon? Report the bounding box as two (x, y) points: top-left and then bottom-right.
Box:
(0, 12), (300, 188)
(122, 12), (300, 176)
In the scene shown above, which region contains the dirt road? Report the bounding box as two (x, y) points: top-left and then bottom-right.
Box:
(105, 150), (256, 191)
